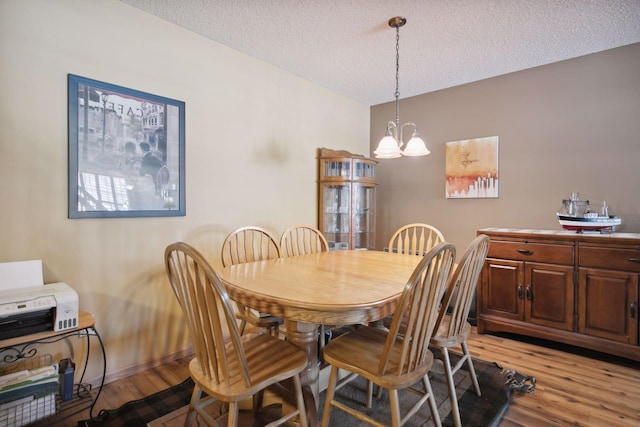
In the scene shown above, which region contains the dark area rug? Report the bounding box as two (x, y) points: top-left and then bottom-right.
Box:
(80, 354), (534, 427)
(78, 377), (195, 427)
(319, 355), (518, 427)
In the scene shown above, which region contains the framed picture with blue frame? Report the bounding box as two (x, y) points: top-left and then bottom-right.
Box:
(68, 74), (185, 218)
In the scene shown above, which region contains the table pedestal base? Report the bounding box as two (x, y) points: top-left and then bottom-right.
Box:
(285, 319), (319, 426)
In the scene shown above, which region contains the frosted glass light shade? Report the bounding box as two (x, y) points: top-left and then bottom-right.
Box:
(402, 135), (430, 156)
(374, 135), (402, 159)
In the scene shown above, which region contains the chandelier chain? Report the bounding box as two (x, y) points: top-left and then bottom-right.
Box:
(374, 16), (430, 158)
(395, 24), (401, 124)
(395, 25), (400, 100)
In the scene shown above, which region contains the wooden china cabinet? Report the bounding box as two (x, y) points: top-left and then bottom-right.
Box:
(477, 228), (639, 362)
(317, 148), (377, 250)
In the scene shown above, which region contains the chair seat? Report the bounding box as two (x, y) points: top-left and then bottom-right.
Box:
(323, 326), (433, 390)
(190, 333), (307, 402)
(429, 315), (471, 348)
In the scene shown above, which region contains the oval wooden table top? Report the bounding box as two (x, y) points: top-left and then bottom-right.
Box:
(218, 250), (423, 325)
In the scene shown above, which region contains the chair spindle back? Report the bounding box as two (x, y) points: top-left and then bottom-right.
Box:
(380, 242), (456, 376)
(387, 223), (445, 256)
(165, 242), (251, 387)
(436, 234), (490, 338)
(221, 226), (281, 267)
(280, 225), (329, 257)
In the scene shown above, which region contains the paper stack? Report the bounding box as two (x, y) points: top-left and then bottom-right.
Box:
(0, 364), (58, 427)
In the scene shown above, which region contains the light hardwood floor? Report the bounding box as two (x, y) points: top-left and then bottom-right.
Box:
(42, 328), (639, 426)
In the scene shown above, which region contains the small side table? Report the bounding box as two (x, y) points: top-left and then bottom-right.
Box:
(0, 310), (106, 422)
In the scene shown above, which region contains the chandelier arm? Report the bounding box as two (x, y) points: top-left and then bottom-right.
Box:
(398, 122), (417, 143)
(387, 121), (400, 147)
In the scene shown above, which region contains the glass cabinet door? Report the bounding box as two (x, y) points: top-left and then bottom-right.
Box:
(322, 184), (350, 250)
(354, 159), (375, 180)
(322, 159), (351, 180)
(352, 184), (376, 250)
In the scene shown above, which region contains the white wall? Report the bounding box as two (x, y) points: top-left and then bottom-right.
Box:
(0, 0), (369, 381)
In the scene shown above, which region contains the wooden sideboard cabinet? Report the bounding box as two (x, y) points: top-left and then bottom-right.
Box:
(477, 228), (640, 362)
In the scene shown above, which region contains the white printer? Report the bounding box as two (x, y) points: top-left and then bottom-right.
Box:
(0, 260), (79, 340)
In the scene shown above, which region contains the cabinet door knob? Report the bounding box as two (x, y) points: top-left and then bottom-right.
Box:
(631, 301), (636, 318)
(517, 249), (534, 255)
(517, 285), (524, 299)
(526, 285), (533, 301)
(627, 258), (640, 264)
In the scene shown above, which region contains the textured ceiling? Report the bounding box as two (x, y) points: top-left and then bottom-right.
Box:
(119, 0), (640, 106)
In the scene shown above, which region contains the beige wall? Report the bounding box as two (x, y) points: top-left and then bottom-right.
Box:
(0, 0), (369, 381)
(371, 43), (640, 254)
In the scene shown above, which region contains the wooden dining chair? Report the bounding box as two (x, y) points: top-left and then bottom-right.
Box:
(321, 242), (456, 427)
(429, 234), (490, 427)
(221, 226), (283, 336)
(387, 223), (445, 256)
(164, 242), (308, 427)
(379, 223), (446, 331)
(279, 224), (329, 257)
(280, 224), (340, 353)
(222, 226), (282, 266)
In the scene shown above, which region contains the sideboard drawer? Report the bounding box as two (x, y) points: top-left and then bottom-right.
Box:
(488, 240), (574, 265)
(579, 245), (640, 272)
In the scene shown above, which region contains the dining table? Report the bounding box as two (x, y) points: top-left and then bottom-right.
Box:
(218, 249), (423, 426)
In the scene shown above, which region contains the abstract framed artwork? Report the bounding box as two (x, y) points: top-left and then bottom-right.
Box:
(445, 136), (499, 199)
(68, 74), (185, 218)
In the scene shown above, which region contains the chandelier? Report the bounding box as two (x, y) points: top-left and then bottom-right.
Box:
(374, 17), (430, 159)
